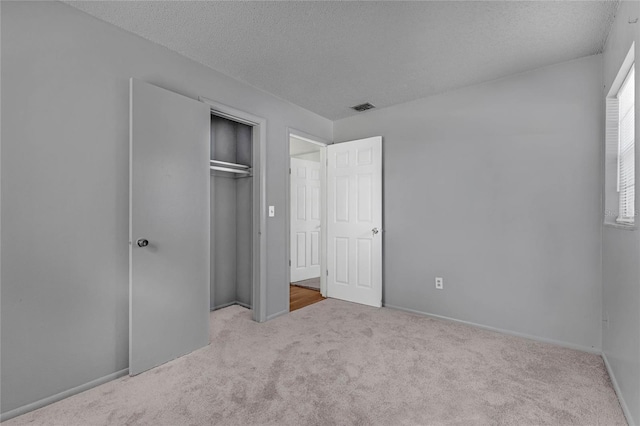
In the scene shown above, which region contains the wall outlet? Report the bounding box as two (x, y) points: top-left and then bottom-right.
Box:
(269, 206), (275, 217)
(435, 277), (444, 290)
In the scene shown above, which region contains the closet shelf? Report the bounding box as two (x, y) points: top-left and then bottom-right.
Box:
(210, 159), (250, 169)
(209, 160), (252, 176)
(210, 165), (251, 175)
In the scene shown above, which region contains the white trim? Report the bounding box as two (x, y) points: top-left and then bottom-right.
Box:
(603, 353), (637, 426)
(608, 42), (636, 98)
(603, 222), (638, 231)
(288, 128), (332, 147)
(286, 128), (330, 302)
(0, 368), (129, 422)
(319, 146), (327, 298)
(616, 216), (636, 225)
(383, 304), (601, 354)
(605, 43), (636, 228)
(615, 63), (636, 224)
(199, 97), (268, 323)
(290, 133), (328, 147)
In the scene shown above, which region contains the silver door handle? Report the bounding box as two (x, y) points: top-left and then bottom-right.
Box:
(136, 238), (149, 247)
(372, 228), (379, 235)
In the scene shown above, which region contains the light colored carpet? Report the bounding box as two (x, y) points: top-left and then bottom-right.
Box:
(292, 277), (320, 290)
(4, 299), (626, 425)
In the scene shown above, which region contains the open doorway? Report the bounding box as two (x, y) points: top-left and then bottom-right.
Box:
(288, 133), (328, 312)
(286, 132), (383, 313)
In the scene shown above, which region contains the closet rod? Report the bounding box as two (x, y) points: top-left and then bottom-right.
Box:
(210, 165), (252, 175)
(209, 159), (250, 169)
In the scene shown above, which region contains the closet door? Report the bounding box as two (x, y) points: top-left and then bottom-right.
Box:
(129, 78), (210, 375)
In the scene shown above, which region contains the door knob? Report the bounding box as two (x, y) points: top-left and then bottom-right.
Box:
(136, 238), (149, 247)
(372, 228), (379, 235)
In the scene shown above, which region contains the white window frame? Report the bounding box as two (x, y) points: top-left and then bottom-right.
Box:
(605, 43), (636, 228)
(615, 64), (635, 225)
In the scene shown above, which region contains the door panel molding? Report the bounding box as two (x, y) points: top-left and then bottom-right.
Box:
(327, 136), (382, 308)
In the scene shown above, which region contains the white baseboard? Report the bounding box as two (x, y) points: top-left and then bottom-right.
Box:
(0, 368), (129, 423)
(266, 308), (288, 321)
(603, 353), (636, 426)
(383, 304), (601, 354)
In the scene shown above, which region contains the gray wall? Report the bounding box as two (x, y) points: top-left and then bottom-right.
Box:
(1, 1), (331, 415)
(334, 54), (604, 351)
(602, 2), (640, 424)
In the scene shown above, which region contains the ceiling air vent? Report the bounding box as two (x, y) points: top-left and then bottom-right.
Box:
(351, 102), (375, 112)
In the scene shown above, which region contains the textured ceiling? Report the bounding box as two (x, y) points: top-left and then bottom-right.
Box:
(65, 1), (618, 120)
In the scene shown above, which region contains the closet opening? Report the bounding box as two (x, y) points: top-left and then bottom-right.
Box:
(287, 132), (328, 312)
(203, 97), (267, 323)
(210, 114), (253, 313)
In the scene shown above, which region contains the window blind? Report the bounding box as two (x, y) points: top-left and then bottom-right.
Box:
(617, 65), (635, 224)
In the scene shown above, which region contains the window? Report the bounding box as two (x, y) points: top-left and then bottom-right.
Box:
(616, 65), (635, 224)
(605, 45), (635, 227)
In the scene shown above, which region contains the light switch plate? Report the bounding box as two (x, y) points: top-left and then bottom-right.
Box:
(269, 206), (275, 217)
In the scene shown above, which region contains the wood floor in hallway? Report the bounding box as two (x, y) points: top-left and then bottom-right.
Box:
(289, 285), (325, 312)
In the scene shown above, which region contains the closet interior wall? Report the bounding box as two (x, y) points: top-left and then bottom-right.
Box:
(210, 115), (253, 310)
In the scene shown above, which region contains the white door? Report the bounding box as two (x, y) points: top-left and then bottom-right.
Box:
(327, 136), (383, 307)
(129, 78), (210, 375)
(290, 158), (322, 282)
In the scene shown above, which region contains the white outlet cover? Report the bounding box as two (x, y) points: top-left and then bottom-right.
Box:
(435, 277), (444, 289)
(269, 206), (275, 217)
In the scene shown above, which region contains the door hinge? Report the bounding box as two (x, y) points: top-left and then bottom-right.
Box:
(326, 269), (329, 276)
(289, 260), (291, 266)
(289, 168), (291, 174)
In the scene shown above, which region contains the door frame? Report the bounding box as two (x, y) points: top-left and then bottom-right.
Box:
(286, 129), (330, 301)
(200, 97), (267, 323)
